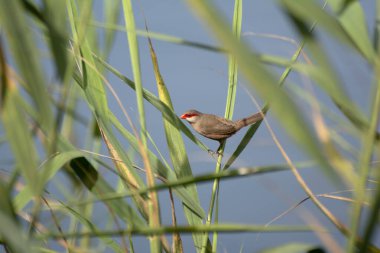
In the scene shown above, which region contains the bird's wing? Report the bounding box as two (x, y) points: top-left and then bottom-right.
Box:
(198, 115), (237, 139)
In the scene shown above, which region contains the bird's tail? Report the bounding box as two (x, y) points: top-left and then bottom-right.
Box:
(235, 112), (264, 130)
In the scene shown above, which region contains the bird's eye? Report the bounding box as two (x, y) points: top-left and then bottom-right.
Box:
(181, 113), (198, 119)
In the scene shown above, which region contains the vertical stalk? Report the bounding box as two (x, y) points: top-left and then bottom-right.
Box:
(347, 0), (380, 250)
(121, 1), (161, 252)
(358, 2), (380, 252)
(202, 1), (242, 252)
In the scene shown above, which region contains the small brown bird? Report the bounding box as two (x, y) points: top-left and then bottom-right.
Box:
(181, 109), (263, 152)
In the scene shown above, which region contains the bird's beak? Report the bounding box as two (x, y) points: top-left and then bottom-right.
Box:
(180, 114), (187, 119)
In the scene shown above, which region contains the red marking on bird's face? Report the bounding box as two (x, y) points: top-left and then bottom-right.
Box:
(180, 113), (198, 119)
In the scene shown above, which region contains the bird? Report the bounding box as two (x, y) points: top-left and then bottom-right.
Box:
(180, 109), (263, 153)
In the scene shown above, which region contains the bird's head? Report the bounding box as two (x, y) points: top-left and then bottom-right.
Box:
(180, 109), (202, 123)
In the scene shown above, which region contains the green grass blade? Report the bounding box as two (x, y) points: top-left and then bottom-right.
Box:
(121, 1), (161, 251)
(329, 0), (375, 62)
(68, 0), (146, 192)
(22, 0), (70, 81)
(110, 112), (205, 218)
(207, 0), (243, 251)
(183, 2), (370, 246)
(290, 63), (371, 135)
(15, 96), (148, 228)
(79, 165), (291, 206)
(68, 0), (108, 116)
(223, 32), (306, 171)
(41, 0), (69, 81)
(69, 1), (151, 223)
(0, 0), (53, 131)
(90, 20), (224, 53)
(41, 224), (318, 239)
(281, 0), (374, 62)
(259, 243), (321, 253)
(282, 3), (368, 187)
(0, 185), (38, 252)
(359, 174), (380, 253)
(103, 0), (120, 58)
(121, 0), (147, 145)
(2, 89), (39, 195)
(68, 0), (152, 230)
(94, 54), (209, 151)
(70, 66), (149, 210)
(225, 0), (242, 120)
(375, 0), (380, 53)
(54, 198), (124, 252)
(14, 151), (89, 211)
(185, 0), (332, 177)
(146, 27), (205, 251)
(348, 66), (380, 252)
(281, 3), (370, 137)
(223, 120), (263, 170)
(359, 2), (380, 250)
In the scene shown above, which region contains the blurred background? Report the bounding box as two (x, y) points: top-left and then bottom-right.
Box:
(0, 0), (379, 252)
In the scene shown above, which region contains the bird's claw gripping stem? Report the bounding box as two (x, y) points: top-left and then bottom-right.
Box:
(208, 149), (223, 157)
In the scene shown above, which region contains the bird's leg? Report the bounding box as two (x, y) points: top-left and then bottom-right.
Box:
(207, 142), (224, 157)
(207, 149), (217, 156)
(216, 142), (223, 155)
(217, 140), (226, 156)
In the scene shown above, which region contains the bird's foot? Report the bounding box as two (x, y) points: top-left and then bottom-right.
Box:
(208, 149), (223, 157)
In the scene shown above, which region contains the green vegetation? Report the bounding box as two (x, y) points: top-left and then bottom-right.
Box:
(0, 0), (379, 252)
